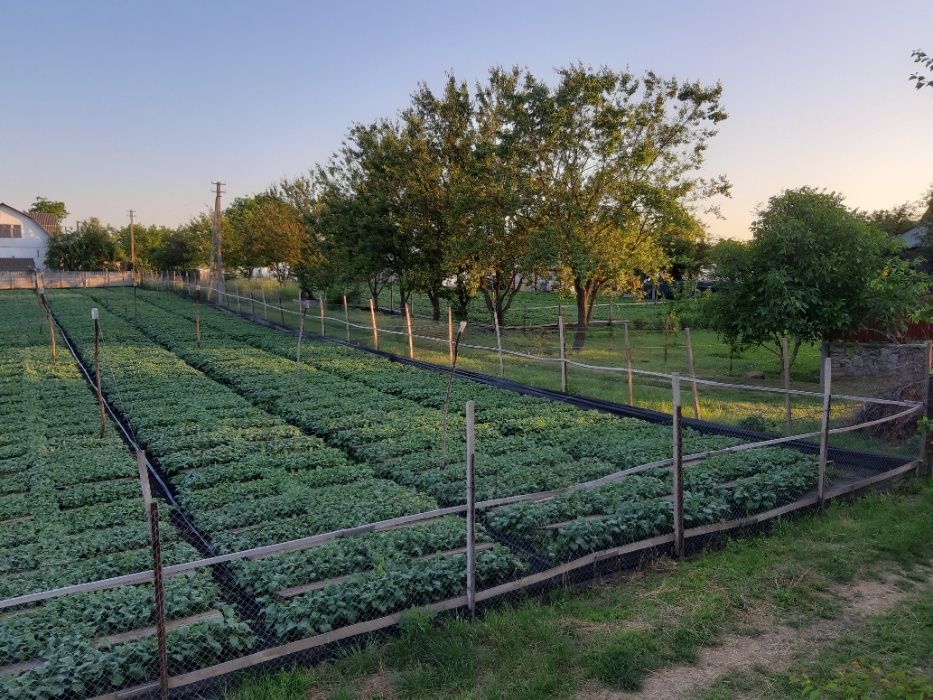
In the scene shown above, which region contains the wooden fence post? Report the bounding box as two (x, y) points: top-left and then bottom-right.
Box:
(919, 340), (932, 477)
(623, 321), (634, 405)
(319, 296), (326, 337)
(663, 318), (670, 364)
(818, 356), (832, 507)
(260, 287), (267, 320)
(465, 399), (476, 614)
(278, 292), (286, 325)
(558, 313), (568, 394)
(492, 310), (504, 378)
(404, 303), (414, 359)
(781, 336), (792, 434)
(195, 285), (202, 349)
(684, 327), (700, 419)
(343, 295), (350, 342)
(92, 308), (105, 438)
(249, 291), (255, 315)
(448, 306), (454, 366)
(608, 296), (613, 327)
(672, 373), (684, 558)
(39, 289), (56, 365)
(369, 298), (379, 350)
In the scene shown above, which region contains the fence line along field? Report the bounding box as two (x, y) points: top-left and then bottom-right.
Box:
(0, 287), (924, 698)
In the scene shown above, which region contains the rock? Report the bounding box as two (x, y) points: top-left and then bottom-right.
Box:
(744, 370), (765, 380)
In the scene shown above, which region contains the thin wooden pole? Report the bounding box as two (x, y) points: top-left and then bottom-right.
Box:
(404, 303), (414, 359)
(623, 321), (634, 405)
(608, 295), (613, 327)
(465, 399), (476, 614)
(684, 327), (700, 419)
(448, 306), (454, 366)
(672, 373), (684, 558)
(148, 500), (169, 699)
(369, 298), (379, 350)
(92, 308), (105, 438)
(558, 313), (568, 393)
(195, 285), (201, 349)
(319, 296), (326, 337)
(781, 336), (792, 434)
(343, 295), (350, 342)
(133, 283), (138, 322)
(296, 300), (309, 397)
(663, 318), (670, 364)
(39, 289), (56, 364)
(260, 287), (267, 320)
(919, 341), (932, 478)
(278, 292), (286, 325)
(492, 310), (504, 378)
(440, 321), (468, 469)
(249, 290), (255, 316)
(818, 357), (832, 507)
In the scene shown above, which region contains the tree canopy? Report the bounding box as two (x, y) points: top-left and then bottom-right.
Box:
(29, 196), (68, 222)
(705, 188), (926, 368)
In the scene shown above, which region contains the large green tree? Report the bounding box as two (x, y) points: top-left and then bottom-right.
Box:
(516, 65), (729, 347)
(705, 188), (926, 370)
(44, 219), (119, 270)
(224, 193), (305, 281)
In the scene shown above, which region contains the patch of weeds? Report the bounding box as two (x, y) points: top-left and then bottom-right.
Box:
(585, 629), (661, 691)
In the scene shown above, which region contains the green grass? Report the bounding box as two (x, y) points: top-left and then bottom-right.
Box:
(226, 479), (933, 700)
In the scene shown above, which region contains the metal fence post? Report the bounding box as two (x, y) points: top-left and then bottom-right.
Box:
(448, 306), (454, 366)
(920, 340), (932, 478)
(465, 399), (476, 614)
(624, 321), (634, 405)
(369, 298), (379, 350)
(672, 373), (684, 558)
(558, 313), (568, 394)
(818, 356), (832, 506)
(684, 326), (701, 419)
(92, 308), (105, 438)
(781, 336), (792, 434)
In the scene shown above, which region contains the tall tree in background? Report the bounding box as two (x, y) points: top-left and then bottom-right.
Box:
(29, 196), (68, 223)
(225, 193), (305, 281)
(44, 219), (119, 270)
(518, 65), (729, 347)
(116, 224), (174, 270)
(705, 188), (925, 371)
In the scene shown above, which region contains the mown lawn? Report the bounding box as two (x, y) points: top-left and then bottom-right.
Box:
(227, 479), (933, 700)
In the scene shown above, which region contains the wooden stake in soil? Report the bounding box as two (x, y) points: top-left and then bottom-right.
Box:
(448, 306), (454, 366)
(919, 340), (932, 478)
(369, 298), (379, 350)
(195, 285), (201, 349)
(260, 287), (267, 320)
(671, 373), (684, 558)
(781, 336), (792, 434)
(278, 292), (286, 325)
(558, 313), (568, 394)
(92, 308), (106, 438)
(296, 300), (311, 398)
(623, 321), (634, 405)
(684, 327), (701, 419)
(439, 321), (468, 469)
(249, 290), (255, 315)
(39, 289), (56, 364)
(817, 356), (833, 506)
(343, 295), (350, 342)
(492, 310), (504, 378)
(319, 296), (326, 337)
(148, 500), (169, 700)
(465, 399), (477, 614)
(404, 303), (414, 359)
(663, 317), (670, 364)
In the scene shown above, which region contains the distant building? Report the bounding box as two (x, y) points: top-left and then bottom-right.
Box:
(0, 203), (56, 271)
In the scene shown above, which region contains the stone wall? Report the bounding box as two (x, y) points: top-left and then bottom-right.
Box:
(830, 342), (929, 378)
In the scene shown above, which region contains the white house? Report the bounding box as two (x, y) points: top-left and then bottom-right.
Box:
(0, 203), (54, 271)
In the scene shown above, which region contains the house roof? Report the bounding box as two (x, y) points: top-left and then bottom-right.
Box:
(0, 257), (37, 272)
(0, 203), (55, 237)
(26, 211), (60, 235)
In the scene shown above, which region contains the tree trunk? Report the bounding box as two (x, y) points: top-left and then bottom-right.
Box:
(572, 280), (590, 350)
(426, 290), (441, 321)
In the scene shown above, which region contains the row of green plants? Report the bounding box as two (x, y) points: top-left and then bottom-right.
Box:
(101, 289), (820, 561)
(0, 292), (251, 699)
(45, 291), (523, 650)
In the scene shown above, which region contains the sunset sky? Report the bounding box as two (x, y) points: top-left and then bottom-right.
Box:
(2, 0), (931, 239)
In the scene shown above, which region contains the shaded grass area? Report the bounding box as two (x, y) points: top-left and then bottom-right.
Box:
(226, 480), (933, 700)
(701, 587), (933, 699)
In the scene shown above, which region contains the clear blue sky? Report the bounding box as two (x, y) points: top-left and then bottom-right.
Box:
(2, 0), (931, 238)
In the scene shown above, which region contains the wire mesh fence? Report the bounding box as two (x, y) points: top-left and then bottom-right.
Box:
(1, 279), (929, 698)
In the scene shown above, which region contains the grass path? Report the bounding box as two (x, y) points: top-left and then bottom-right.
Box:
(227, 479), (933, 700)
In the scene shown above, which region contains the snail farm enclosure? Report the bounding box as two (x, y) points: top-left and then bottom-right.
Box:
(0, 285), (928, 699)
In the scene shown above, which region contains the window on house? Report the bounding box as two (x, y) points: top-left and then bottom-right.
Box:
(12, 225), (22, 238)
(0, 225), (22, 238)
